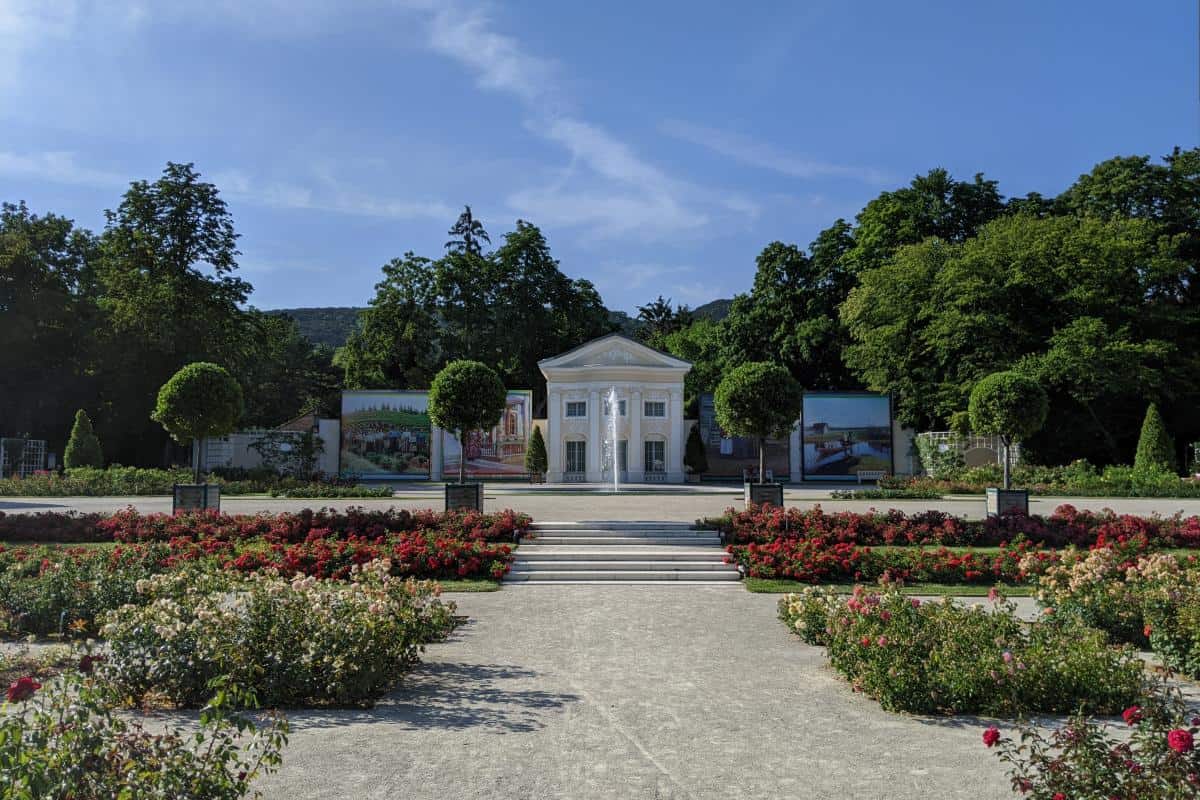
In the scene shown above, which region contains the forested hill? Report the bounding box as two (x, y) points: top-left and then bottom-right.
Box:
(274, 299), (734, 349)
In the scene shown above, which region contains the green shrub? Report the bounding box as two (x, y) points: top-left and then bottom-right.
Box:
(525, 426), (548, 476)
(1140, 562), (1200, 679)
(1134, 403), (1176, 474)
(0, 663), (287, 799)
(780, 586), (1144, 716)
(684, 423), (708, 476)
(63, 409), (103, 469)
(100, 563), (458, 707)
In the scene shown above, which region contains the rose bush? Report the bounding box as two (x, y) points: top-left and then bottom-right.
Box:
(985, 681), (1200, 798)
(100, 561), (458, 707)
(779, 586), (1144, 716)
(0, 660), (287, 799)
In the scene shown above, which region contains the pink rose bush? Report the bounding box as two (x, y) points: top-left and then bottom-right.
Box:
(779, 585), (1143, 715)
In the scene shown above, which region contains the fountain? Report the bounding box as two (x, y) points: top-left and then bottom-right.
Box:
(607, 386), (619, 494)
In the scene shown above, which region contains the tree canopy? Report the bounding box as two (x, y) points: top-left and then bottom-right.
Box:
(427, 360), (508, 483)
(714, 362), (802, 481)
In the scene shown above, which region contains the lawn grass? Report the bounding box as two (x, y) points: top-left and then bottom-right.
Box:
(437, 578), (503, 592)
(743, 578), (1034, 596)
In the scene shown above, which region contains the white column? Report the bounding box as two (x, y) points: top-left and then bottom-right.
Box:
(629, 388), (643, 482)
(668, 388), (684, 482)
(547, 390), (561, 481)
(587, 388), (601, 482)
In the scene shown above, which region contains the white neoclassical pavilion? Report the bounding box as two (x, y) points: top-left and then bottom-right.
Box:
(539, 334), (692, 483)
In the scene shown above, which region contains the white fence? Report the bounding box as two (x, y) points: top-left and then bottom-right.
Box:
(200, 419), (340, 477)
(914, 431), (1020, 478)
(0, 438), (47, 478)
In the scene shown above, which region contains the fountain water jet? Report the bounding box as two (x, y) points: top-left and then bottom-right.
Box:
(607, 386), (619, 494)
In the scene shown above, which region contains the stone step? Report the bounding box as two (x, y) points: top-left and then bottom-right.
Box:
(506, 569), (741, 582)
(531, 521), (699, 531)
(527, 535), (721, 546)
(529, 529), (713, 538)
(512, 560), (735, 571)
(504, 580), (745, 586)
(514, 548), (728, 562)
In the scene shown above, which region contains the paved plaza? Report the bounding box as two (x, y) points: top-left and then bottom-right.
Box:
(255, 585), (1024, 800)
(4, 486), (1200, 522)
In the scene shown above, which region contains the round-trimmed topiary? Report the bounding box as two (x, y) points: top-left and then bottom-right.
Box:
(714, 362), (802, 484)
(152, 363), (244, 481)
(428, 360), (507, 484)
(63, 409), (103, 469)
(1133, 403), (1176, 475)
(968, 371), (1048, 489)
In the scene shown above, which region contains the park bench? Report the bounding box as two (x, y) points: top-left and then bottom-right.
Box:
(856, 469), (889, 484)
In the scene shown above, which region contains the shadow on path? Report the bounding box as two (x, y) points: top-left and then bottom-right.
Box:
(0, 500), (67, 510)
(285, 662), (579, 734)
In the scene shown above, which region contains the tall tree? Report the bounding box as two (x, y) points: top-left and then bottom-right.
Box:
(444, 205), (490, 257)
(0, 202), (99, 449)
(94, 162), (251, 465)
(636, 295), (692, 346)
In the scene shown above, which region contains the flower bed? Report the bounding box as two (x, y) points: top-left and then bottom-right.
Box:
(0, 506), (531, 544)
(0, 509), (525, 636)
(779, 585), (1145, 716)
(708, 504), (1200, 550)
(0, 466), (392, 497)
(100, 562), (457, 707)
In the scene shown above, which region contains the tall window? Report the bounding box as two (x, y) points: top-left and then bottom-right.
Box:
(565, 401), (586, 418)
(644, 401), (666, 418)
(565, 440), (586, 473)
(644, 440), (666, 473)
(603, 398), (627, 416)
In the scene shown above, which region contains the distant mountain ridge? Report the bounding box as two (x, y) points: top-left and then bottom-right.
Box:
(272, 298), (733, 349)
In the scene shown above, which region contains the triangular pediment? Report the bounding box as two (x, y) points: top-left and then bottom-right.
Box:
(539, 334), (691, 372)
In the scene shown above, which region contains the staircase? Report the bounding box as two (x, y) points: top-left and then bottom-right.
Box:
(507, 522), (741, 584)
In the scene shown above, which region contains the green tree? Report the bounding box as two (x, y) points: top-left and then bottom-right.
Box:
(427, 360), (507, 484)
(636, 295), (693, 347)
(1133, 403), (1176, 474)
(684, 423), (708, 476)
(152, 362), (244, 481)
(96, 162), (251, 466)
(63, 409), (103, 469)
(967, 372), (1048, 489)
(0, 203), (99, 451)
(334, 254), (440, 389)
(714, 362), (802, 482)
(525, 426), (548, 477)
(660, 318), (725, 416)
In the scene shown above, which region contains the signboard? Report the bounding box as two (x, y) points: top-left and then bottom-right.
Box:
(339, 391), (432, 479)
(442, 390), (533, 478)
(698, 393), (790, 480)
(801, 392), (893, 481)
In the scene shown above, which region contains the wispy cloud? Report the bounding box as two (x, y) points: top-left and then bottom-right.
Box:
(0, 150), (128, 188)
(660, 119), (890, 185)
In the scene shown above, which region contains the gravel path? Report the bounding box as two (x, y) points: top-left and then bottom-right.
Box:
(254, 586), (1017, 800)
(4, 490), (1200, 522)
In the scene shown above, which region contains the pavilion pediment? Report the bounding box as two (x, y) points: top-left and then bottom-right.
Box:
(538, 334), (691, 374)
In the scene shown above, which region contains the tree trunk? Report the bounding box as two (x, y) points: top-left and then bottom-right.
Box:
(193, 438), (201, 484)
(459, 432), (466, 484)
(759, 437), (765, 485)
(1002, 436), (1011, 490)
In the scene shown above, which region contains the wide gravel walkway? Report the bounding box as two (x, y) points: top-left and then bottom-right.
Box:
(255, 585), (1016, 800)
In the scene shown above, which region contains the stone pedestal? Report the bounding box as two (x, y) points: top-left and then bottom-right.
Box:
(173, 483), (220, 514)
(986, 487), (1028, 517)
(744, 482), (783, 508)
(445, 482), (483, 512)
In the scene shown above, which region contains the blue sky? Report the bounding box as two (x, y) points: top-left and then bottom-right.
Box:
(2, 1), (1196, 314)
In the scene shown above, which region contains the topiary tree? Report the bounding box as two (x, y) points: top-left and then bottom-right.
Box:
(967, 371), (1048, 490)
(525, 426), (548, 478)
(714, 362), (802, 483)
(1133, 403), (1176, 474)
(684, 423), (708, 476)
(63, 409), (103, 469)
(428, 360), (507, 484)
(152, 363), (244, 482)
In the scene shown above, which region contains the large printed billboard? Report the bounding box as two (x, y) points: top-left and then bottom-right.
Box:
(698, 393), (790, 480)
(801, 392), (892, 481)
(339, 391), (432, 479)
(442, 390), (533, 478)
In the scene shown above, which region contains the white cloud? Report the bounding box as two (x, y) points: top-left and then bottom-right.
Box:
(0, 150), (128, 188)
(660, 119), (890, 185)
